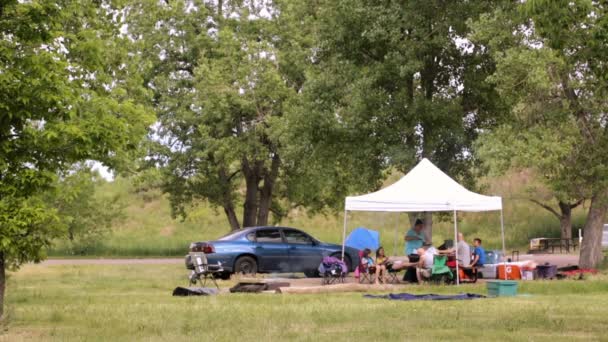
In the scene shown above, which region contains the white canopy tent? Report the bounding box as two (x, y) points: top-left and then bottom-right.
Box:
(341, 158), (505, 285)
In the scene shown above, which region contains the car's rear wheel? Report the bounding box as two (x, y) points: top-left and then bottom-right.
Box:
(304, 269), (320, 278)
(214, 272), (231, 280)
(331, 253), (352, 272)
(234, 256), (257, 275)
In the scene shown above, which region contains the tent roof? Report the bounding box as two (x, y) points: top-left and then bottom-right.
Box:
(345, 158), (502, 212)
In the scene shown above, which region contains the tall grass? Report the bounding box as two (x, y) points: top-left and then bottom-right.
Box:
(48, 170), (587, 257)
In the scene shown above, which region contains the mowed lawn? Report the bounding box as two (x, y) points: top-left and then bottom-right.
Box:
(2, 264), (608, 341)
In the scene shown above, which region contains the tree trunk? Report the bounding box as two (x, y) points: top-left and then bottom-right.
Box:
(408, 213), (418, 227)
(530, 199), (582, 240)
(243, 176), (259, 228)
(218, 167), (240, 231)
(423, 212), (432, 243)
(558, 201), (572, 240)
(0, 251), (5, 319)
(223, 204), (240, 231)
(579, 192), (608, 269)
(256, 155), (280, 226)
(242, 158), (260, 228)
(407, 212), (432, 243)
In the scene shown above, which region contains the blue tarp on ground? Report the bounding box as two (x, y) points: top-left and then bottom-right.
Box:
(364, 293), (486, 301)
(345, 227), (380, 251)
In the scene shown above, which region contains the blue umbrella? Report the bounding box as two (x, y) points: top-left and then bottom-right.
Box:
(345, 227), (380, 251)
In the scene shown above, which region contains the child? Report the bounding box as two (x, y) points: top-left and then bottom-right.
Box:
(374, 246), (389, 284)
(362, 248), (374, 266)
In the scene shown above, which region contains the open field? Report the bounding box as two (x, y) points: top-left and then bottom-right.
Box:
(48, 172), (588, 258)
(2, 264), (608, 341)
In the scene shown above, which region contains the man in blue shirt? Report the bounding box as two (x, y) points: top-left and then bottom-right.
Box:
(471, 238), (486, 267)
(404, 219), (425, 256)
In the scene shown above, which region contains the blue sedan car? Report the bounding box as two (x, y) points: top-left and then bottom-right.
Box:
(185, 226), (360, 278)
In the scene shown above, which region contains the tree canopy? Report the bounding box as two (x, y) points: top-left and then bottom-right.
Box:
(0, 0), (154, 316)
(473, 0), (608, 267)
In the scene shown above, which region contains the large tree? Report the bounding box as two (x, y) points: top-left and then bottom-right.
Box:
(472, 0), (608, 268)
(292, 0), (505, 239)
(0, 0), (153, 317)
(128, 0), (342, 230)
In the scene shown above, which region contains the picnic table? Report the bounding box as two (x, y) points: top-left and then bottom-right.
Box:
(539, 238), (579, 253)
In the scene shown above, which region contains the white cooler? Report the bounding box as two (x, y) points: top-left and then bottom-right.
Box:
(478, 264), (498, 279)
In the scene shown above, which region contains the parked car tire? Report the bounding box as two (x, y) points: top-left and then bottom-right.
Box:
(214, 272), (231, 280)
(304, 269), (320, 278)
(330, 253), (352, 272)
(234, 256), (257, 275)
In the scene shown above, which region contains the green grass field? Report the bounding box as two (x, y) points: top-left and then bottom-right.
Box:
(48, 171), (587, 258)
(2, 264), (608, 341)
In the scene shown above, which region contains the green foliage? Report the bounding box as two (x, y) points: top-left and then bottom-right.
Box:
(0, 0), (154, 270)
(0, 198), (62, 269)
(291, 0), (507, 202)
(471, 0), (608, 267)
(474, 1), (608, 197)
(126, 0), (340, 229)
(45, 167), (126, 255)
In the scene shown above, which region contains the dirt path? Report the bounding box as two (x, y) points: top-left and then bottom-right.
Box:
(519, 253), (579, 267)
(37, 254), (580, 288)
(41, 253), (579, 267)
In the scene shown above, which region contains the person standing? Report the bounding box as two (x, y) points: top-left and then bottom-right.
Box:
(456, 232), (471, 267)
(404, 219), (425, 256)
(471, 238), (486, 267)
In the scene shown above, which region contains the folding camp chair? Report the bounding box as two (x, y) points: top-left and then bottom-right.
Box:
(321, 262), (346, 285)
(457, 266), (478, 283)
(357, 251), (376, 284)
(188, 252), (224, 289)
(430, 255), (453, 284)
(386, 263), (402, 283)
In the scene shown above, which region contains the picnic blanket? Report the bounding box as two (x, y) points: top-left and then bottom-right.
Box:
(364, 293), (486, 301)
(230, 282), (290, 293)
(172, 287), (219, 296)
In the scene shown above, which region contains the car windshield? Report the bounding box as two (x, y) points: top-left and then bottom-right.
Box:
(217, 229), (249, 241)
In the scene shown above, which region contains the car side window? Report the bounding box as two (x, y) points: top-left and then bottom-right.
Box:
(283, 229), (313, 245)
(255, 229), (283, 243)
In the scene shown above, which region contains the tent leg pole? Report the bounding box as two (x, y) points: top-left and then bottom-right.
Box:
(393, 213), (399, 256)
(341, 209), (348, 260)
(453, 210), (459, 286)
(500, 209), (506, 257)
(500, 208), (507, 279)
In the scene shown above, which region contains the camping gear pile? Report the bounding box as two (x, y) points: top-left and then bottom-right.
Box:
(318, 256), (347, 285)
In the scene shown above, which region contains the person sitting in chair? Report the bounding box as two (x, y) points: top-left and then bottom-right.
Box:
(471, 238), (486, 267)
(456, 233), (471, 267)
(361, 248), (374, 267)
(374, 246), (389, 284)
(416, 244), (437, 284)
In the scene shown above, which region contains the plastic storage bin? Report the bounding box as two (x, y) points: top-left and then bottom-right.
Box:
(536, 264), (557, 279)
(487, 280), (518, 297)
(522, 270), (534, 280)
